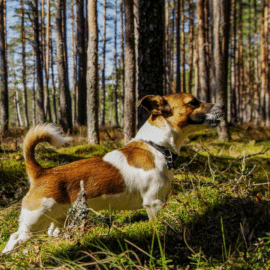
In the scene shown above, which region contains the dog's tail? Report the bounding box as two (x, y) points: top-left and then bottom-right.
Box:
(23, 124), (71, 183)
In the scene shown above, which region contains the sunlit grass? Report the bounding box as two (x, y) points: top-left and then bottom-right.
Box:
(1, 125), (270, 268)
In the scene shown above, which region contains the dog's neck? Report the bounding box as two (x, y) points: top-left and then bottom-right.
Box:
(135, 119), (189, 155)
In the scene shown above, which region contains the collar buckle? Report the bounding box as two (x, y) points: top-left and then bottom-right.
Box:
(143, 141), (178, 170)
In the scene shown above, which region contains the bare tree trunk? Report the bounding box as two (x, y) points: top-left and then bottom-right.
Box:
(44, 0), (52, 122)
(212, 0), (231, 142)
(50, 37), (57, 123)
(187, 0), (194, 94)
(87, 0), (100, 144)
(71, 0), (77, 126)
(175, 0), (181, 92)
(246, 0), (252, 123)
(77, 0), (87, 125)
(164, 0), (170, 94)
(197, 0), (210, 102)
(120, 0), (125, 123)
(170, 0), (175, 92)
(55, 0), (72, 132)
(238, 0), (244, 123)
(254, 0), (259, 124)
(100, 0), (107, 126)
(134, 0), (139, 129)
(123, 0), (136, 143)
(137, 0), (165, 128)
(194, 33), (199, 97)
(230, 0), (237, 123)
(181, 0), (186, 92)
(114, 0), (119, 126)
(20, 0), (29, 127)
(33, 0), (45, 124)
(32, 49), (37, 126)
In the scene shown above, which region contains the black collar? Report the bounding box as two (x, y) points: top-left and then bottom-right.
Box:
(143, 141), (179, 170)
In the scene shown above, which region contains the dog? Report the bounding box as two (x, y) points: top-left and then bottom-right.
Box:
(2, 93), (224, 254)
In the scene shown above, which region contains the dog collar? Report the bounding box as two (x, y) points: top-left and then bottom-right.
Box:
(143, 141), (179, 170)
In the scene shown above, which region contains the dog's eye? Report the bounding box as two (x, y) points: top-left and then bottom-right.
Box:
(188, 99), (200, 107)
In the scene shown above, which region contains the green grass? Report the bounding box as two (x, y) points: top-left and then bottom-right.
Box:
(1, 127), (270, 269)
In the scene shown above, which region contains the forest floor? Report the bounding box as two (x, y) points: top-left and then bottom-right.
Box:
(1, 125), (270, 269)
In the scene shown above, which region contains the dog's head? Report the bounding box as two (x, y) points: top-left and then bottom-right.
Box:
(139, 93), (225, 132)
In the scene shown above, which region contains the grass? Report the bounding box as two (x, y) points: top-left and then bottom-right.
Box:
(1, 125), (270, 269)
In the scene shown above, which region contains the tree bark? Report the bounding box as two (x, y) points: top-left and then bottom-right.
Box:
(212, 0), (231, 142)
(175, 0), (181, 92)
(123, 0), (136, 144)
(197, 0), (210, 102)
(181, 0), (186, 93)
(187, 0), (194, 94)
(33, 0), (45, 124)
(100, 0), (107, 126)
(77, 0), (87, 125)
(45, 0), (52, 122)
(20, 0), (29, 127)
(55, 0), (72, 132)
(137, 0), (165, 129)
(120, 0), (125, 123)
(87, 0), (100, 144)
(230, 0), (237, 123)
(114, 0), (119, 126)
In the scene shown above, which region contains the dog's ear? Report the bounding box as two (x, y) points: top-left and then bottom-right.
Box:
(138, 95), (171, 116)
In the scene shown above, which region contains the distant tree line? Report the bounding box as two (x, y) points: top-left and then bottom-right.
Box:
(0, 0), (268, 143)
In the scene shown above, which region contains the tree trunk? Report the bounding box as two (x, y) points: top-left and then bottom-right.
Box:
(50, 36), (57, 123)
(123, 0), (136, 144)
(170, 0), (175, 92)
(77, 0), (87, 125)
(254, 0), (259, 124)
(197, 0), (210, 102)
(20, 0), (29, 127)
(181, 0), (186, 93)
(33, 0), (45, 124)
(114, 0), (119, 126)
(32, 49), (37, 126)
(187, 0), (194, 94)
(100, 0), (107, 126)
(44, 0), (52, 122)
(230, 0), (237, 123)
(137, 0), (165, 129)
(212, 0), (231, 142)
(71, 0), (77, 126)
(87, 0), (100, 144)
(55, 0), (72, 132)
(45, 0), (52, 122)
(175, 0), (181, 92)
(120, 0), (125, 123)
(238, 0), (244, 123)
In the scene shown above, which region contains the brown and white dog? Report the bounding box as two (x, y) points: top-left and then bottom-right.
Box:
(2, 93), (224, 254)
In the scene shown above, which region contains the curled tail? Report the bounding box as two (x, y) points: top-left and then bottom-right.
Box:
(23, 124), (71, 182)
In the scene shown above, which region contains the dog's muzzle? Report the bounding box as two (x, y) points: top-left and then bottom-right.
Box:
(204, 104), (225, 128)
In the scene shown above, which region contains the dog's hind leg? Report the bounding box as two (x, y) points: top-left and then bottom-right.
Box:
(2, 203), (60, 254)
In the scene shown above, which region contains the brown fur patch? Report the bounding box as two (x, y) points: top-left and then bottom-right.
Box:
(119, 141), (155, 171)
(22, 157), (125, 210)
(163, 93), (213, 129)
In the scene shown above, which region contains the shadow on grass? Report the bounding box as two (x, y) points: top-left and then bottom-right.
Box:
(45, 195), (270, 269)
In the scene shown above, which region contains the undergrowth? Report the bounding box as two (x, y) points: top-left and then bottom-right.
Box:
(1, 125), (270, 269)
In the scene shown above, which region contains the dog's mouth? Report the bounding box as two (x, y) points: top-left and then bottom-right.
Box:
(204, 111), (224, 127)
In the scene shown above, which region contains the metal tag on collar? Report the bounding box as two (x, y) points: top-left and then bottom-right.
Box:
(166, 150), (176, 170)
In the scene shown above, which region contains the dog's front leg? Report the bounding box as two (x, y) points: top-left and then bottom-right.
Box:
(143, 195), (164, 221)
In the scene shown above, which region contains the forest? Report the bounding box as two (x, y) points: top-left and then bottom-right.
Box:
(2, 0), (270, 269)
(0, 0), (269, 141)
